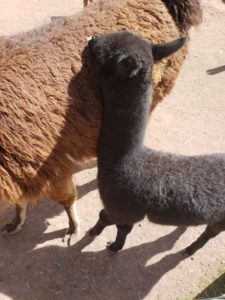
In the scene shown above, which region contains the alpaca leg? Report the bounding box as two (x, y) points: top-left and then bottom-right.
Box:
(2, 201), (27, 235)
(107, 224), (133, 252)
(185, 223), (224, 256)
(89, 209), (115, 236)
(60, 198), (80, 246)
(48, 177), (79, 245)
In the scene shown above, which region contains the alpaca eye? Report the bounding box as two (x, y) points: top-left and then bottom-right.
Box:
(129, 67), (140, 78)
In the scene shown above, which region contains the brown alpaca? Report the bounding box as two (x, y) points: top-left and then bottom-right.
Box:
(0, 0), (202, 239)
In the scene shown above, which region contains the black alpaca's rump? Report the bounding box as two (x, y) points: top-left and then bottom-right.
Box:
(162, 0), (202, 32)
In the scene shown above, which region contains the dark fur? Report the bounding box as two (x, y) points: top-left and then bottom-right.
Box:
(88, 31), (225, 255)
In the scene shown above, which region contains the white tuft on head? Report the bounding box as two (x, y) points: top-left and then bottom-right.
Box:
(87, 36), (93, 42)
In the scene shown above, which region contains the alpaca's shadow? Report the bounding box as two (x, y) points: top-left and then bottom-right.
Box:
(207, 65), (225, 75)
(77, 179), (97, 199)
(0, 216), (187, 300)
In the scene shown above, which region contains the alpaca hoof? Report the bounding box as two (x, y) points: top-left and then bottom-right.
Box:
(106, 241), (121, 252)
(62, 226), (79, 246)
(2, 222), (23, 236)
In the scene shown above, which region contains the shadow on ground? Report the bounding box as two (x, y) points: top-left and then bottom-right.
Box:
(207, 65), (225, 75)
(0, 200), (187, 300)
(77, 178), (97, 199)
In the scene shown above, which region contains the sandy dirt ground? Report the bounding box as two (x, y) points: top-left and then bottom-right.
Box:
(0, 1), (225, 299)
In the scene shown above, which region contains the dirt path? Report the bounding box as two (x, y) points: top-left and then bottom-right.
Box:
(0, 1), (225, 299)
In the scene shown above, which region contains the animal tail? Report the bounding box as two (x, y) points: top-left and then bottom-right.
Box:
(161, 0), (203, 33)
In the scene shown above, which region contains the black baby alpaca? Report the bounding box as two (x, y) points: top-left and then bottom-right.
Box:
(88, 31), (225, 255)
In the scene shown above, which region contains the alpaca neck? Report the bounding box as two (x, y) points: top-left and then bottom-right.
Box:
(98, 79), (151, 163)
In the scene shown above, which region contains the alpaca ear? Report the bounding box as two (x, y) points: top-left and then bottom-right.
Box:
(152, 37), (186, 61)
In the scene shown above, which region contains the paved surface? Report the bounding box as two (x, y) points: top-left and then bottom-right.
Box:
(0, 1), (225, 299)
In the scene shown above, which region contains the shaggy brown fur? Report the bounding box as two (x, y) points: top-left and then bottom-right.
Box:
(0, 0), (202, 236)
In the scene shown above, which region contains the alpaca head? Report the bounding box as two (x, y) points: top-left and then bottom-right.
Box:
(88, 30), (186, 82)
